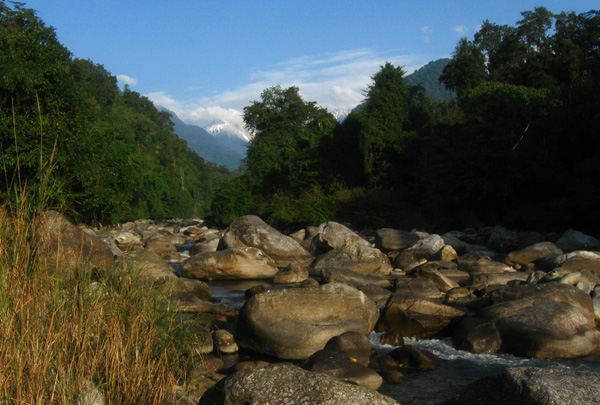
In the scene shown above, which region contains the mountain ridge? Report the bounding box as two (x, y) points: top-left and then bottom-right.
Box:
(165, 110), (247, 170)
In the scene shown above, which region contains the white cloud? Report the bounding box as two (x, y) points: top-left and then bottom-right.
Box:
(453, 25), (468, 35)
(421, 26), (432, 43)
(145, 49), (424, 130)
(116, 74), (138, 86)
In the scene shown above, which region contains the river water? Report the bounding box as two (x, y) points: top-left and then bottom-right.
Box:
(201, 278), (600, 404)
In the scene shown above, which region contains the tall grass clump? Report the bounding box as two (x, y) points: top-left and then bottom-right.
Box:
(0, 191), (201, 403)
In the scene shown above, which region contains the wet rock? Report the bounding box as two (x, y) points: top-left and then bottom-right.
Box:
(453, 317), (502, 354)
(200, 364), (399, 404)
(219, 215), (313, 267)
(236, 283), (378, 360)
(389, 346), (440, 369)
(181, 247), (278, 280)
(470, 283), (600, 358)
(302, 349), (383, 390)
(377, 331), (405, 347)
(377, 293), (465, 338)
(323, 331), (372, 366)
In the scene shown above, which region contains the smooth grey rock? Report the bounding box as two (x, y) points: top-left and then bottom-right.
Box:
(219, 215), (313, 267)
(375, 228), (420, 252)
(200, 364), (398, 405)
(302, 349), (383, 390)
(310, 221), (371, 254)
(237, 283), (378, 360)
(323, 331), (372, 366)
(504, 242), (563, 265)
(181, 247), (278, 280)
(447, 367), (600, 405)
(311, 244), (392, 276)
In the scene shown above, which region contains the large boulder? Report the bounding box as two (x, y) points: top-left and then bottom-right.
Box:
(488, 299), (600, 358)
(448, 367), (600, 405)
(374, 228), (420, 252)
(503, 241), (563, 265)
(236, 283), (379, 360)
(200, 364), (398, 405)
(556, 229), (600, 253)
(219, 215), (313, 267)
(458, 283), (600, 358)
(310, 245), (393, 276)
(38, 210), (115, 272)
(377, 293), (465, 338)
(537, 251), (600, 275)
(115, 248), (177, 283)
(323, 331), (372, 366)
(181, 247), (278, 280)
(302, 349), (383, 390)
(144, 236), (179, 257)
(310, 221), (371, 254)
(408, 234), (445, 257)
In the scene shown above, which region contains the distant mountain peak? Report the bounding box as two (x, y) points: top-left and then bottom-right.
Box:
(204, 120), (250, 142)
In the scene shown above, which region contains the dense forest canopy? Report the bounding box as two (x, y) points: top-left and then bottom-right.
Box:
(0, 2), (231, 224)
(212, 7), (600, 233)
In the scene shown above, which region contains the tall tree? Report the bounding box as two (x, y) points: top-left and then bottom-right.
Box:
(243, 85), (336, 194)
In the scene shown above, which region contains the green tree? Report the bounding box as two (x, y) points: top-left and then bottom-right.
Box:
(243, 85), (337, 194)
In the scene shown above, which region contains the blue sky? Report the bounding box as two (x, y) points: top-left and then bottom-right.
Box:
(26, 0), (599, 128)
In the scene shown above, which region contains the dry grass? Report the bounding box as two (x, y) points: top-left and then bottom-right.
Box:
(0, 193), (201, 404)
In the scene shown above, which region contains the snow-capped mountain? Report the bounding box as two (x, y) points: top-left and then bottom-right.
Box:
(331, 107), (355, 122)
(204, 120), (251, 142)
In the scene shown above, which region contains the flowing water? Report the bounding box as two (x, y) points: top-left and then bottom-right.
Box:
(371, 334), (600, 404)
(204, 279), (600, 404)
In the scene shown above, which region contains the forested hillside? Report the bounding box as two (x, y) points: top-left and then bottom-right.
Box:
(0, 2), (231, 224)
(404, 58), (455, 101)
(212, 7), (600, 233)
